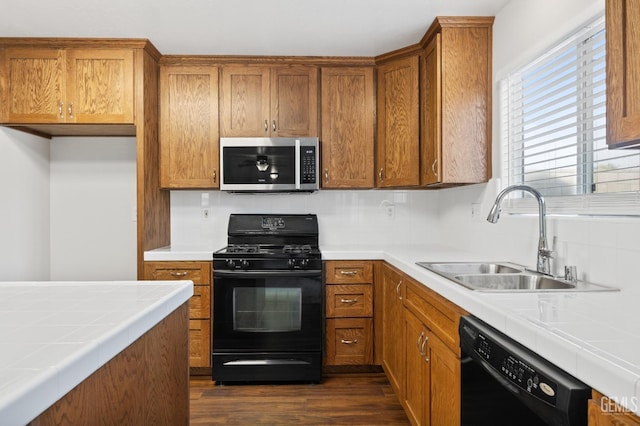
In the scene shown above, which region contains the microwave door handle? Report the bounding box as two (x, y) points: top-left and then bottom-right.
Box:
(295, 139), (301, 189)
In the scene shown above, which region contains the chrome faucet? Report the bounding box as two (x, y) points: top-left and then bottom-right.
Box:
(486, 185), (554, 275)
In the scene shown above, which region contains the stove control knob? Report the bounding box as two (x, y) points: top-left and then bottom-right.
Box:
(299, 258), (309, 269)
(225, 259), (236, 269)
(239, 259), (250, 269)
(287, 259), (297, 269)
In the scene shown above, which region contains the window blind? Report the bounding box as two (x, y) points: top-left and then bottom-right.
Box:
(500, 15), (640, 216)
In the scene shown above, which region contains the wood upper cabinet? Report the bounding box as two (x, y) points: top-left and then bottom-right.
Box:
(0, 47), (134, 124)
(376, 55), (420, 187)
(420, 17), (493, 186)
(219, 65), (318, 137)
(320, 67), (375, 188)
(606, 0), (640, 148)
(159, 65), (219, 189)
(381, 263), (406, 397)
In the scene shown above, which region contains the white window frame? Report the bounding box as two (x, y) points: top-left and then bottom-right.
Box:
(499, 14), (640, 217)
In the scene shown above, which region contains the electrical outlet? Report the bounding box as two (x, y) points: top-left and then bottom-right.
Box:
(202, 208), (210, 220)
(471, 203), (482, 222)
(386, 205), (395, 219)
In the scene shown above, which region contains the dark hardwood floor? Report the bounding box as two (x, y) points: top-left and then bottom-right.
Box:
(190, 373), (410, 425)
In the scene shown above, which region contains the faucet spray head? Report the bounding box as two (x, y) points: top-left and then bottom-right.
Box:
(486, 203), (500, 223)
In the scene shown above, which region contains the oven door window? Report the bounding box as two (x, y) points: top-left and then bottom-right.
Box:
(233, 287), (302, 332)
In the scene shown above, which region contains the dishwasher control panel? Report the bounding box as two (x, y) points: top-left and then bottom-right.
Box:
(474, 331), (558, 405)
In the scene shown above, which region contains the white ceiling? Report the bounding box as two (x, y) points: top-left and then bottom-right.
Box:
(2, 0), (510, 57)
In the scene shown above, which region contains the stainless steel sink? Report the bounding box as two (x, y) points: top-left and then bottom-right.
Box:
(453, 274), (575, 291)
(416, 262), (523, 275)
(416, 261), (618, 292)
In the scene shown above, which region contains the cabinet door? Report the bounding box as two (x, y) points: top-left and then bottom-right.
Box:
(421, 35), (442, 186)
(320, 67), (374, 188)
(160, 66), (219, 188)
(404, 310), (430, 426)
(381, 263), (406, 397)
(189, 319), (212, 368)
(219, 66), (270, 136)
(376, 55), (420, 187)
(66, 49), (134, 123)
(271, 66), (318, 137)
(1, 48), (66, 123)
(429, 332), (460, 426)
(606, 0), (640, 148)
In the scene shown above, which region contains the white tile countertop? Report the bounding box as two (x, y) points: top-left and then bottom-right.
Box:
(145, 243), (640, 414)
(0, 280), (193, 426)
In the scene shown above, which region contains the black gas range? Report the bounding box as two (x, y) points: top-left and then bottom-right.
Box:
(211, 214), (323, 384)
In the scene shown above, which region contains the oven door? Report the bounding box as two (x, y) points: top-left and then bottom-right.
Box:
(213, 269), (323, 353)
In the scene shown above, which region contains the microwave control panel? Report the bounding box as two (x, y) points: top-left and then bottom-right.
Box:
(300, 147), (317, 184)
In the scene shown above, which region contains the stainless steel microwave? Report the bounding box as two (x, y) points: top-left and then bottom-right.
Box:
(219, 137), (319, 192)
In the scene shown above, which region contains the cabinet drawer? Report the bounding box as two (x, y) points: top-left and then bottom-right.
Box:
(189, 284), (211, 319)
(189, 319), (211, 368)
(326, 284), (373, 318)
(325, 318), (373, 365)
(325, 260), (373, 284)
(143, 261), (211, 285)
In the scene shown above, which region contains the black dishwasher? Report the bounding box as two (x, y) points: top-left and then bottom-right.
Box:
(459, 316), (590, 426)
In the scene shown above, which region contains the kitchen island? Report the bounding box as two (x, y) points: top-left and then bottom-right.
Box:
(0, 280), (193, 426)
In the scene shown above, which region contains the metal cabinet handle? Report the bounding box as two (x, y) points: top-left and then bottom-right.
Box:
(58, 101), (64, 119)
(417, 332), (425, 354)
(272, 120), (276, 132)
(340, 339), (358, 345)
(212, 168), (217, 183)
(264, 120), (268, 132)
(340, 298), (358, 304)
(324, 169), (329, 184)
(340, 270), (358, 276)
(68, 102), (74, 119)
(378, 168), (384, 183)
(422, 335), (429, 362)
(170, 271), (188, 277)
(395, 280), (403, 300)
(431, 159), (438, 177)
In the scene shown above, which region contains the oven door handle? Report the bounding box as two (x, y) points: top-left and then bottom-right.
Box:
(214, 270), (322, 278)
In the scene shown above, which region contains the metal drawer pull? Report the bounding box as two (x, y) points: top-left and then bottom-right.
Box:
(340, 298), (358, 304)
(170, 271), (188, 277)
(340, 339), (358, 345)
(340, 270), (358, 276)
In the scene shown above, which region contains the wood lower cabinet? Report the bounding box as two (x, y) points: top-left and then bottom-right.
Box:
(159, 65), (219, 188)
(325, 260), (374, 366)
(219, 65), (318, 137)
(589, 391), (640, 425)
(0, 47), (134, 125)
(376, 55), (420, 187)
(420, 17), (493, 186)
(143, 261), (212, 370)
(380, 263), (406, 396)
(320, 67), (375, 188)
(606, 0), (640, 148)
(379, 262), (466, 426)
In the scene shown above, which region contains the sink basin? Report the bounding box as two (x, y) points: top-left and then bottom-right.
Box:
(416, 261), (618, 292)
(453, 274), (575, 291)
(416, 262), (523, 275)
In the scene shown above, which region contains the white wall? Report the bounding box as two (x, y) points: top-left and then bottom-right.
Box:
(438, 0), (640, 289)
(50, 137), (137, 280)
(0, 128), (50, 280)
(169, 190), (441, 250)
